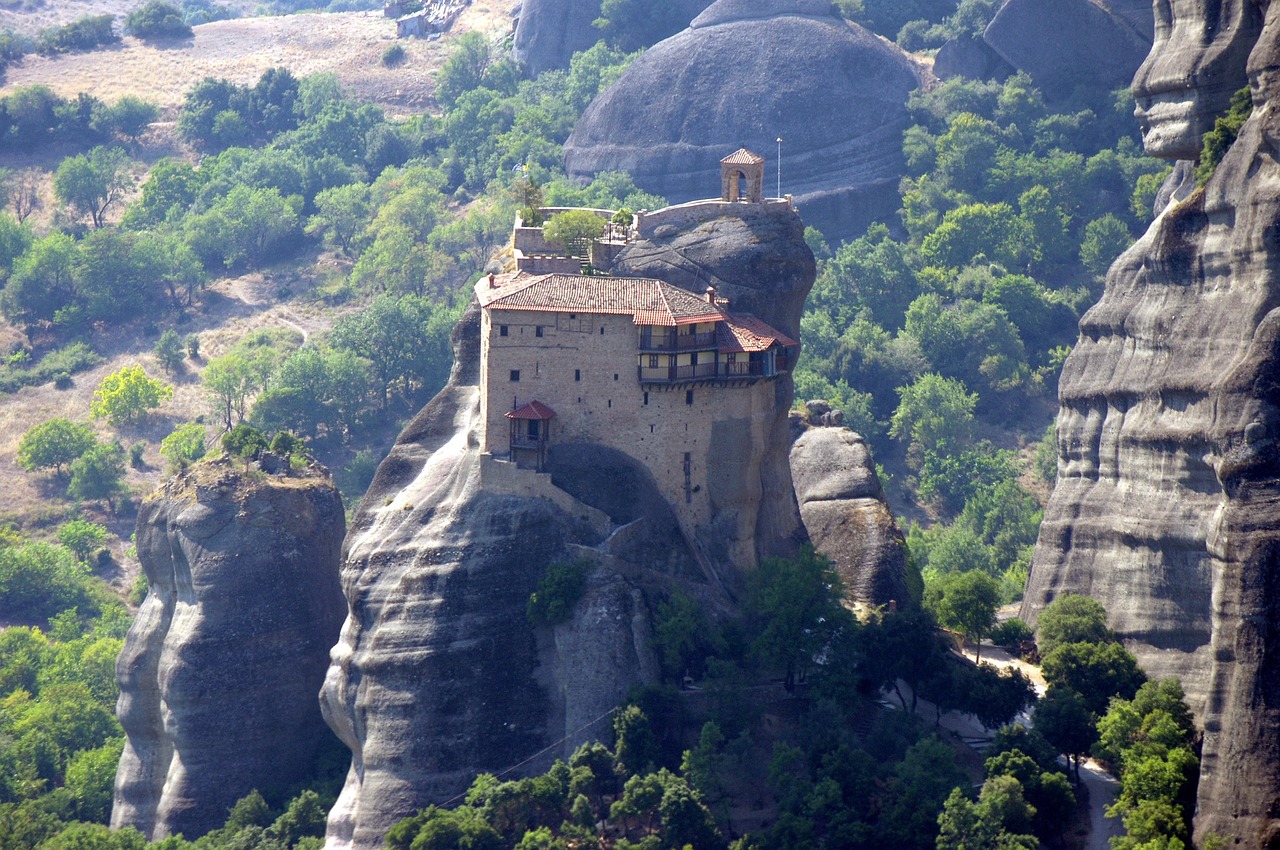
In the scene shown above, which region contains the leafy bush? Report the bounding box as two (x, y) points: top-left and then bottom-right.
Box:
(381, 43), (406, 68)
(0, 542), (94, 620)
(1196, 86), (1252, 186)
(37, 14), (119, 55)
(990, 618), (1033, 651)
(527, 558), (590, 625)
(125, 1), (193, 39)
(222, 423), (268, 459)
(0, 343), (103, 394)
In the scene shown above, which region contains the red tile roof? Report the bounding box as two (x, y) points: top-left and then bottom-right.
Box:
(478, 272), (724, 327)
(721, 148), (765, 166)
(717, 314), (799, 353)
(506, 400), (557, 420)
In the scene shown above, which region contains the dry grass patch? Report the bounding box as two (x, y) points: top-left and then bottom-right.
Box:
(0, 1), (516, 116)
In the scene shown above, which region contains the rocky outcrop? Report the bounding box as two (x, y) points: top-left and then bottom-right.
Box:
(982, 0), (1152, 98)
(320, 204), (815, 850)
(112, 455), (346, 841)
(562, 0), (924, 240)
(790, 426), (910, 607)
(933, 35), (1014, 81)
(1022, 0), (1280, 845)
(512, 0), (713, 75)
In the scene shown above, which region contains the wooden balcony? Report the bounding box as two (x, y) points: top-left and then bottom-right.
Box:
(638, 360), (782, 384)
(638, 330), (718, 352)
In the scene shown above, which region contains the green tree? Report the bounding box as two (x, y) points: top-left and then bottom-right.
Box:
(936, 776), (1038, 850)
(1035, 686), (1097, 781)
(3, 232), (80, 329)
(927, 569), (1000, 660)
(159, 423), (208, 472)
(306, 182), (370, 256)
(62, 738), (125, 824)
(542, 209), (605, 259)
(125, 1), (191, 39)
(153, 329), (184, 373)
(17, 419), (97, 475)
(526, 559), (589, 626)
(1041, 641), (1146, 715)
(889, 373), (977, 453)
(101, 97), (159, 145)
(57, 520), (108, 562)
(1036, 593), (1112, 655)
(53, 146), (132, 229)
(89, 365), (173, 425)
(67, 442), (126, 509)
(1079, 213), (1132, 277)
(0, 543), (94, 620)
(613, 705), (659, 778)
(746, 547), (848, 691)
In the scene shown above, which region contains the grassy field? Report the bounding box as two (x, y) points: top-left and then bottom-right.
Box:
(0, 1), (516, 116)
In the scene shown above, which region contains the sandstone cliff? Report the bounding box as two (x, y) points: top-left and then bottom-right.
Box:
(1021, 0), (1278, 845)
(562, 0), (924, 240)
(982, 0), (1152, 97)
(320, 205), (818, 850)
(512, 0), (713, 75)
(112, 454), (346, 841)
(790, 425), (910, 607)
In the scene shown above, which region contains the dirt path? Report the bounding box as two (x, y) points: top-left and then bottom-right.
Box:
(882, 641), (1123, 848)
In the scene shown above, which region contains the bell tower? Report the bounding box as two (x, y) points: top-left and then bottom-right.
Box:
(720, 148), (765, 202)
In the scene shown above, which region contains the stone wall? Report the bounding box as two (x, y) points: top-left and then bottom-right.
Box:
(635, 198), (792, 239)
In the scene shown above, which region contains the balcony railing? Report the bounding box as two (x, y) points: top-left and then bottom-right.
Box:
(638, 360), (786, 384)
(510, 435), (545, 450)
(638, 330), (718, 352)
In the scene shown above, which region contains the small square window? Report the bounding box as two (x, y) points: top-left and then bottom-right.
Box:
(600, 327), (605, 335)
(649, 355), (658, 368)
(510, 370), (520, 382)
(569, 314), (576, 320)
(575, 369), (581, 381)
(614, 373), (619, 381)
(608, 399), (612, 408)
(499, 325), (508, 337)
(536, 326), (544, 337)
(686, 390), (694, 406)
(643, 392), (649, 406)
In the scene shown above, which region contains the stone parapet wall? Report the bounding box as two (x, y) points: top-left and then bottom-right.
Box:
(635, 198), (793, 238)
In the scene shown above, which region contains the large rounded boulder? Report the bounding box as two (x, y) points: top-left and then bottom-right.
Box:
(563, 0), (924, 239)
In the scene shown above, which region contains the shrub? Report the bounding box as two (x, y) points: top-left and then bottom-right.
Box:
(57, 519), (109, 563)
(129, 441), (146, 468)
(381, 43), (406, 67)
(527, 558), (590, 625)
(154, 329), (185, 373)
(160, 423), (207, 471)
(125, 1), (193, 39)
(990, 618), (1034, 651)
(221, 423), (267, 459)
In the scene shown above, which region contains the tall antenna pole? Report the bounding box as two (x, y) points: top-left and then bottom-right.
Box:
(776, 137), (782, 198)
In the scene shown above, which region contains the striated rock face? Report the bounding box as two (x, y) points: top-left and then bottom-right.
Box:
(790, 427), (910, 607)
(512, 0), (713, 75)
(1132, 0), (1264, 160)
(1023, 0), (1280, 844)
(982, 0), (1152, 98)
(562, 0), (923, 239)
(320, 206), (815, 850)
(112, 456), (346, 841)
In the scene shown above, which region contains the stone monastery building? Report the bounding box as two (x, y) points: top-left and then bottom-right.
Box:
(474, 149), (799, 546)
